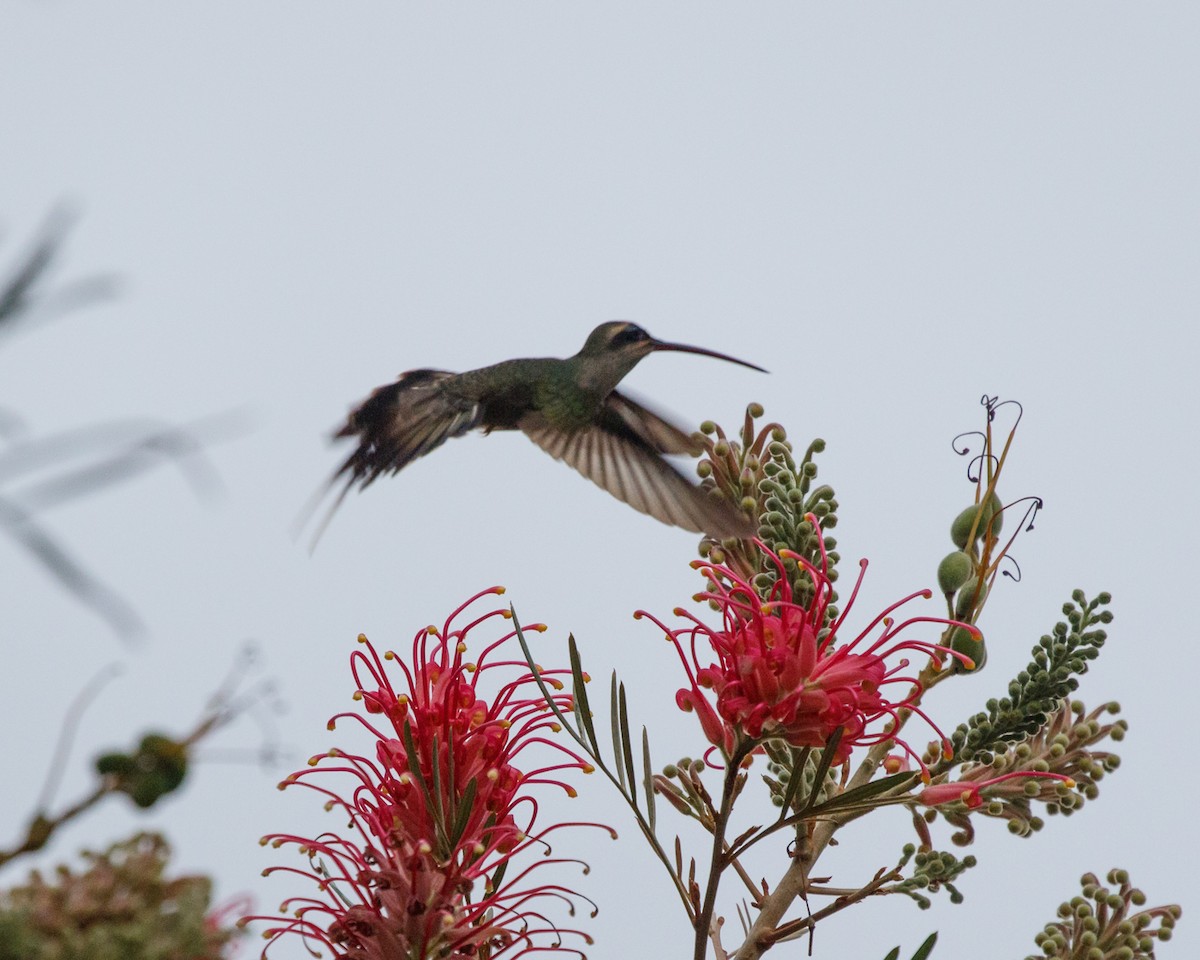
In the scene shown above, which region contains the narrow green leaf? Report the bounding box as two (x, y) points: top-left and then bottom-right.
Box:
(401, 720), (445, 851)
(799, 727), (843, 813)
(618, 681), (637, 804)
(449, 777), (478, 850)
(881, 949), (900, 960)
(490, 859), (508, 893)
(778, 746), (810, 813)
(427, 733), (452, 855)
(610, 673), (627, 791)
(910, 932), (938, 960)
(642, 726), (656, 834)
(568, 634), (600, 756)
(804, 771), (920, 818)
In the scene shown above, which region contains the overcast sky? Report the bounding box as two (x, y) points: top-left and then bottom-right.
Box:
(2, 4), (1196, 959)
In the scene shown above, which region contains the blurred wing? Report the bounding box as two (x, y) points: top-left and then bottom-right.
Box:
(302, 369), (480, 547)
(519, 390), (753, 538)
(605, 391), (704, 456)
(332, 369), (481, 489)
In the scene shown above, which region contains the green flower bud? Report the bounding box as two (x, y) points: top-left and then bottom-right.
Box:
(949, 625), (986, 673)
(937, 551), (974, 595)
(979, 491), (1003, 538)
(950, 505), (980, 548)
(955, 576), (988, 619)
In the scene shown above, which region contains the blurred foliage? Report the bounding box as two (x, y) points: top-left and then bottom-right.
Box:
(0, 833), (239, 960)
(0, 210), (225, 641)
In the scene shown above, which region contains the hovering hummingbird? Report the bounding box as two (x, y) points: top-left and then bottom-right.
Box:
(319, 322), (766, 540)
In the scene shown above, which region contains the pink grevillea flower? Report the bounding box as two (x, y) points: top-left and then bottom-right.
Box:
(918, 771), (1076, 809)
(636, 530), (976, 768)
(246, 587), (606, 960)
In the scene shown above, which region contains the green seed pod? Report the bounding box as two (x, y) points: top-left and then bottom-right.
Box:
(949, 625), (986, 673)
(950, 505), (981, 548)
(937, 551), (974, 595)
(978, 491), (1004, 538)
(955, 576), (989, 619)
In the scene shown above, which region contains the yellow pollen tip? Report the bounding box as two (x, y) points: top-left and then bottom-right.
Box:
(356, 633), (368, 643)
(384, 650), (395, 660)
(426, 626), (437, 635)
(496, 586), (507, 595)
(535, 623), (548, 633)
(418, 841), (432, 854)
(550, 722), (561, 732)
(566, 786), (578, 798)
(1064, 777), (1077, 788)
(583, 764), (596, 774)
(920, 589), (932, 599)
(582, 672), (592, 682)
(352, 690), (363, 700)
(633, 611), (644, 619)
(466, 663), (477, 673)
(499, 719), (511, 728)
(502, 610), (513, 619)
(487, 768), (499, 782)
(456, 641), (467, 653)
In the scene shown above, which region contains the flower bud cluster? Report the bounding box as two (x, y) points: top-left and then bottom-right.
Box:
(1028, 869), (1181, 960)
(697, 403), (839, 612)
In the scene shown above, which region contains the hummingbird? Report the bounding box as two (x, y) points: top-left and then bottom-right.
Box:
(320, 322), (766, 540)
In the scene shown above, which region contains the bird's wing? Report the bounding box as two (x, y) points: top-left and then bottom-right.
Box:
(604, 391), (705, 456)
(300, 370), (480, 547)
(519, 390), (753, 538)
(332, 369), (481, 490)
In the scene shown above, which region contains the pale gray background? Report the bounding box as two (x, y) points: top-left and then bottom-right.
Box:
(2, 4), (1196, 959)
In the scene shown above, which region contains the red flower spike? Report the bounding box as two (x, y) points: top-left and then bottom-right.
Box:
(918, 771), (1077, 809)
(638, 527), (976, 769)
(244, 588), (605, 960)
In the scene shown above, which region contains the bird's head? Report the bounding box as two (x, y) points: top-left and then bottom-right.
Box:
(575, 321), (766, 391)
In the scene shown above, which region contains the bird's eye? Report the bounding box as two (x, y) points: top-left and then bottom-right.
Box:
(614, 325), (649, 345)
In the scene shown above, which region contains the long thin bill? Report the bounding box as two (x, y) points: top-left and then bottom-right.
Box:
(651, 339), (768, 373)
